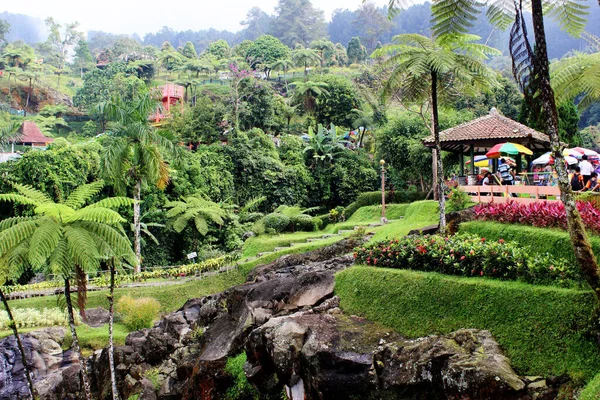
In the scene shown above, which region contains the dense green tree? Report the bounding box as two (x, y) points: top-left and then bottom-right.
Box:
(245, 35), (290, 71)
(329, 9), (355, 47)
(73, 40), (94, 77)
(204, 39), (230, 59)
(168, 96), (225, 145)
(292, 47), (320, 78)
(347, 37), (367, 64)
(309, 40), (335, 67)
(158, 41), (184, 78)
(0, 182), (136, 400)
(2, 42), (34, 68)
(0, 19), (9, 45)
(453, 76), (522, 119)
(557, 101), (581, 145)
(269, 0), (328, 47)
(374, 34), (500, 232)
(239, 79), (282, 132)
(292, 80), (329, 116)
(240, 7), (273, 41)
(352, 2), (393, 52)
(333, 43), (348, 66)
(314, 75), (362, 127)
(181, 41), (198, 59)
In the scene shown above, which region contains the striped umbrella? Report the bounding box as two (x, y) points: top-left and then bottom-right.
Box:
(486, 142), (533, 159)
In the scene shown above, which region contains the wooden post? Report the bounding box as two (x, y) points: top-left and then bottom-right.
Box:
(469, 144), (475, 176)
(516, 154), (522, 174)
(459, 149), (465, 177)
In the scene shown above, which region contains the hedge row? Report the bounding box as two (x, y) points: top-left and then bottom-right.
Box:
(335, 267), (600, 379)
(459, 221), (600, 265)
(344, 190), (426, 219)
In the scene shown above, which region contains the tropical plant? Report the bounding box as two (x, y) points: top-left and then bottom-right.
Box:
(303, 123), (348, 166)
(270, 58), (295, 92)
(165, 195), (227, 246)
(291, 80), (329, 115)
(373, 33), (500, 233)
(0, 181), (136, 400)
(291, 48), (321, 79)
(386, 0), (600, 299)
(0, 122), (21, 153)
(101, 93), (174, 272)
(552, 33), (600, 111)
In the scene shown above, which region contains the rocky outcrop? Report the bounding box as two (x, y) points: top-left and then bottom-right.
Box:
(0, 237), (574, 399)
(0, 327), (80, 400)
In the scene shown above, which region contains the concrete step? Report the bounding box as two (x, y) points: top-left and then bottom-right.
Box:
(274, 246), (289, 251)
(257, 252), (272, 257)
(306, 238), (322, 242)
(338, 230), (355, 234)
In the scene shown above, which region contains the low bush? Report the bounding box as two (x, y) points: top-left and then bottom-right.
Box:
(354, 234), (580, 287)
(0, 308), (80, 330)
(224, 353), (259, 400)
(116, 296), (161, 331)
(263, 213), (291, 233)
(290, 214), (315, 232)
(459, 221), (600, 265)
(335, 267), (600, 379)
(446, 187), (472, 213)
(473, 201), (600, 234)
(344, 190), (426, 219)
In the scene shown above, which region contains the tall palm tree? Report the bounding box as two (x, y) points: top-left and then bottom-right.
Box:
(165, 196), (227, 252)
(291, 48), (321, 80)
(291, 80), (329, 116)
(552, 33), (600, 111)
(387, 0), (600, 297)
(0, 181), (136, 400)
(374, 34), (500, 233)
(101, 93), (174, 272)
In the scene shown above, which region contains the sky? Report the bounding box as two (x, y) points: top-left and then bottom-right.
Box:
(1, 0), (390, 36)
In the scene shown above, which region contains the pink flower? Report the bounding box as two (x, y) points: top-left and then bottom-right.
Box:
(480, 271), (484, 276)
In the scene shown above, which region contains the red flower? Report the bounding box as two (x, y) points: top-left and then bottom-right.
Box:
(460, 256), (466, 260)
(498, 239), (505, 244)
(481, 238), (486, 242)
(480, 271), (484, 276)
(549, 266), (554, 270)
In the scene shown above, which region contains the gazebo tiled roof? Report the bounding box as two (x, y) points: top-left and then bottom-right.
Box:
(17, 121), (54, 146)
(423, 108), (551, 153)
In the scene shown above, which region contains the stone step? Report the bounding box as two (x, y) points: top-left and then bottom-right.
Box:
(368, 223), (383, 227)
(321, 234), (336, 239)
(338, 230), (355, 234)
(306, 238), (322, 242)
(274, 246), (289, 251)
(257, 252), (272, 257)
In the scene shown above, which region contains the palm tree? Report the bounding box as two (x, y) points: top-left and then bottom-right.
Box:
(271, 58), (295, 92)
(552, 33), (600, 111)
(291, 80), (329, 116)
(0, 122), (22, 153)
(165, 196), (227, 251)
(0, 181), (136, 400)
(102, 93), (174, 272)
(292, 48), (321, 80)
(387, 0), (600, 297)
(374, 34), (500, 233)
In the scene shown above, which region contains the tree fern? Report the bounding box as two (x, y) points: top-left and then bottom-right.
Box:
(64, 180), (105, 210)
(165, 196), (227, 235)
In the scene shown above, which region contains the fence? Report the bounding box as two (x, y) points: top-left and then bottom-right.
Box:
(460, 184), (561, 204)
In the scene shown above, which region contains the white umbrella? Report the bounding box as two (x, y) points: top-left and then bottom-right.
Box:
(532, 152), (552, 165)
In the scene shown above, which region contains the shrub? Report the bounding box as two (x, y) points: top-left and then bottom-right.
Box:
(263, 213), (291, 233)
(446, 187), (472, 213)
(459, 221), (600, 265)
(344, 190), (426, 219)
(290, 214), (315, 231)
(0, 308), (80, 330)
(224, 353), (259, 400)
(335, 267), (600, 379)
(354, 234), (580, 287)
(312, 217), (323, 231)
(473, 201), (600, 235)
(239, 212), (264, 224)
(116, 296), (161, 331)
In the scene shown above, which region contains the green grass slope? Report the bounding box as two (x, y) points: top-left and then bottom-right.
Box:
(335, 267), (600, 380)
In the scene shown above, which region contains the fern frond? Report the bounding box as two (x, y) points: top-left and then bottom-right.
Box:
(66, 207), (126, 225)
(81, 222), (136, 266)
(86, 197), (136, 209)
(487, 0), (516, 30)
(28, 217), (62, 268)
(431, 0), (482, 37)
(0, 220), (38, 257)
(240, 196), (266, 214)
(0, 216), (36, 232)
(545, 0), (589, 37)
(194, 216), (209, 236)
(34, 203), (76, 221)
(48, 239), (71, 277)
(10, 183), (52, 204)
(63, 226), (100, 273)
(0, 193), (42, 207)
(63, 180), (105, 210)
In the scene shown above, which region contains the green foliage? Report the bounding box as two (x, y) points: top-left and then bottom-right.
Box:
(238, 79), (283, 132)
(245, 35), (290, 68)
(335, 267), (600, 379)
(355, 234), (579, 287)
(270, 0), (327, 47)
(168, 97), (226, 145)
(459, 221), (600, 265)
(314, 75), (362, 128)
(346, 204), (409, 223)
(263, 213), (291, 233)
(446, 187), (472, 213)
(580, 372), (600, 400)
(165, 196), (227, 235)
(343, 190), (426, 219)
(205, 39), (230, 59)
(224, 353), (259, 400)
(347, 37), (367, 64)
(0, 307), (80, 329)
(116, 295), (161, 330)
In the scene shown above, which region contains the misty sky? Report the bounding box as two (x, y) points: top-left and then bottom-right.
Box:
(1, 0), (390, 36)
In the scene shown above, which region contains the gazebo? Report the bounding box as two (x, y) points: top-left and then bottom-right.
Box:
(17, 121), (54, 147)
(423, 108), (552, 180)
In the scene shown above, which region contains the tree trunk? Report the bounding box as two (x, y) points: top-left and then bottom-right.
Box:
(133, 181), (142, 273)
(108, 261), (119, 400)
(64, 278), (92, 400)
(431, 71), (446, 233)
(530, 0), (600, 298)
(0, 289), (36, 400)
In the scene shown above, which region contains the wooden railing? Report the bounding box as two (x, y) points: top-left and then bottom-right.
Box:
(460, 185), (561, 204)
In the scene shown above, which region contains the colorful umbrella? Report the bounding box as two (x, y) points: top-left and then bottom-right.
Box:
(563, 147), (599, 158)
(486, 142), (533, 159)
(532, 152), (578, 165)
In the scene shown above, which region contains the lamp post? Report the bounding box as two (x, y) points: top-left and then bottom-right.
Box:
(380, 159), (386, 223)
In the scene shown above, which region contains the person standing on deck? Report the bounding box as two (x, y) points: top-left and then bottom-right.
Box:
(498, 158), (514, 186)
(579, 155), (594, 185)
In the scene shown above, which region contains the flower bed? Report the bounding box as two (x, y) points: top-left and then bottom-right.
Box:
(473, 201), (600, 234)
(353, 234), (581, 287)
(3, 254), (239, 295)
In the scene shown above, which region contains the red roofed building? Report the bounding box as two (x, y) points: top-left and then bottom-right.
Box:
(17, 121), (54, 147)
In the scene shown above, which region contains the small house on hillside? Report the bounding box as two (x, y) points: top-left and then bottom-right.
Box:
(17, 121), (54, 147)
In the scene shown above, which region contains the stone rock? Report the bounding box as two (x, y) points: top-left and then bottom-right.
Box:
(84, 307), (110, 328)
